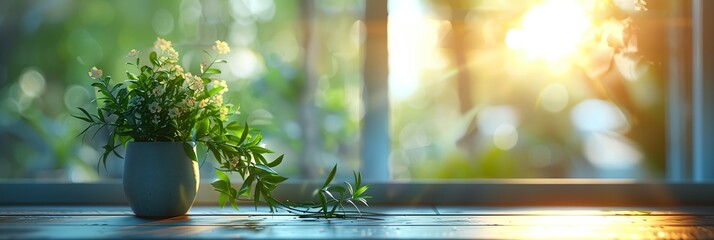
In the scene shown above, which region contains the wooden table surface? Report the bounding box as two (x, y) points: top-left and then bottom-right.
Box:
(2, 205), (714, 239)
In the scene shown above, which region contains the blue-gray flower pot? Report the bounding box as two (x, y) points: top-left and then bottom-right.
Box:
(123, 142), (199, 218)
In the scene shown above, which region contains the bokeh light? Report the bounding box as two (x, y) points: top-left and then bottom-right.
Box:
(506, 0), (592, 61)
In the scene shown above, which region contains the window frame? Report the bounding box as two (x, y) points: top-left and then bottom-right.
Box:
(2, 0), (714, 206)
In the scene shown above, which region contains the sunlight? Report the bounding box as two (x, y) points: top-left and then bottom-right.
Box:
(387, 1), (447, 101)
(506, 0), (592, 62)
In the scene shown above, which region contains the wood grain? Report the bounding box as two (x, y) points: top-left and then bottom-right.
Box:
(1, 206), (713, 239)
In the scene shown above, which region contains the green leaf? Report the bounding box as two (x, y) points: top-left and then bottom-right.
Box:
(345, 199), (361, 215)
(75, 107), (94, 122)
(238, 122), (249, 145)
(354, 185), (369, 197)
(209, 145), (222, 164)
(262, 175), (288, 185)
(239, 175), (255, 197)
(253, 182), (262, 210)
(211, 179), (228, 190)
(183, 142), (197, 162)
(319, 192), (328, 214)
(356, 197), (369, 206)
(250, 146), (273, 154)
(226, 122), (242, 131)
(254, 153), (268, 165)
(126, 72), (138, 80)
(321, 165), (337, 189)
(254, 164), (277, 175)
(149, 51), (158, 66)
(261, 181), (277, 191)
(266, 155), (283, 168)
(195, 118), (210, 139)
(247, 133), (262, 147)
(345, 181), (353, 196)
(215, 170), (230, 186)
(72, 114), (92, 123)
(354, 171), (362, 190)
(218, 192), (227, 208)
(326, 185), (345, 194)
(204, 68), (221, 74)
(229, 194), (239, 210)
(323, 189), (338, 201)
(207, 86), (224, 96)
(218, 144), (239, 155)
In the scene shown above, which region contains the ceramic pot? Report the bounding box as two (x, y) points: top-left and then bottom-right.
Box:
(123, 142), (199, 218)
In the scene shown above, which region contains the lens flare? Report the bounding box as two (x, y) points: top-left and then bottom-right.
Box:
(506, 0), (592, 61)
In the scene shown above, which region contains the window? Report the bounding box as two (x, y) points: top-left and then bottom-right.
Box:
(1, 0), (713, 199)
(386, 0), (669, 179)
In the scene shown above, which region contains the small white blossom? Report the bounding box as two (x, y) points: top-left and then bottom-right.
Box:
(171, 65), (185, 79)
(151, 115), (160, 125)
(219, 107), (229, 120)
(154, 37), (172, 51)
(168, 107), (180, 119)
(127, 49), (139, 58)
(88, 66), (103, 79)
(166, 47), (179, 62)
(193, 76), (205, 92)
(130, 96), (144, 106)
(199, 99), (209, 108)
(211, 94), (224, 107)
(149, 101), (161, 113)
(181, 96), (196, 109)
(209, 79), (229, 94)
(152, 85), (165, 96)
(213, 40), (231, 54)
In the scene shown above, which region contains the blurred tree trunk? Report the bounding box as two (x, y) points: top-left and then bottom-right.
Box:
(448, 1), (474, 114)
(361, 0), (390, 181)
(446, 1), (480, 152)
(299, 0), (320, 179)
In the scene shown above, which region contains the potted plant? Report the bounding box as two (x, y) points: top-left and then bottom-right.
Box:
(76, 38), (370, 219)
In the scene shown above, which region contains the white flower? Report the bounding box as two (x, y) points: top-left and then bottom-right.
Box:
(171, 65), (185, 79)
(127, 49), (139, 58)
(185, 73), (204, 92)
(88, 66), (103, 79)
(152, 85), (165, 96)
(211, 94), (224, 107)
(149, 101), (161, 113)
(209, 79), (229, 94)
(199, 99), (209, 108)
(181, 96), (196, 109)
(213, 40), (231, 54)
(219, 107), (229, 120)
(130, 96), (144, 105)
(151, 115), (160, 125)
(168, 107), (180, 119)
(154, 37), (172, 51)
(166, 47), (179, 62)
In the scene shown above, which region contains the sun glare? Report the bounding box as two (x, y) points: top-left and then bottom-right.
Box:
(506, 0), (592, 61)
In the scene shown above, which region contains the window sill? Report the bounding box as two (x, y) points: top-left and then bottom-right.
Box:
(2, 180), (714, 206)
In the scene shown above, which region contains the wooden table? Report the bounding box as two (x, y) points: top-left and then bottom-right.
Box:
(2, 205), (714, 239)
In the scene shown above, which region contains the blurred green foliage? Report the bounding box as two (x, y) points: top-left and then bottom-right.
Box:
(0, 0), (364, 181)
(0, 0), (667, 181)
